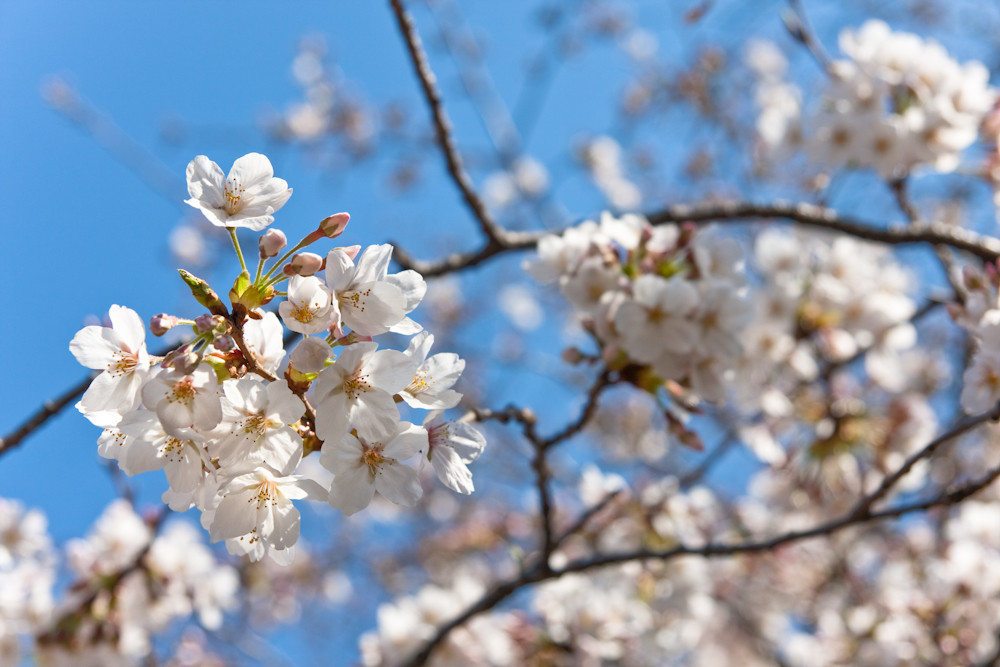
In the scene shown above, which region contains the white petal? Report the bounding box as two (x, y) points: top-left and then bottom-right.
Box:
(329, 469), (376, 515)
(374, 462), (422, 507)
(69, 326), (118, 369)
(431, 445), (475, 494)
(210, 490), (257, 541)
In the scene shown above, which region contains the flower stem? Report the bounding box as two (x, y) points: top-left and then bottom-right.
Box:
(260, 234), (314, 282)
(254, 255), (265, 283)
(228, 228), (247, 273)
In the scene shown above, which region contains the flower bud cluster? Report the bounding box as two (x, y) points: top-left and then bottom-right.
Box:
(70, 153), (486, 565)
(527, 212), (750, 404)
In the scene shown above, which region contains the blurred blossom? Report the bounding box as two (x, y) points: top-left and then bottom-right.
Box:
(169, 225), (207, 266)
(499, 284), (544, 331)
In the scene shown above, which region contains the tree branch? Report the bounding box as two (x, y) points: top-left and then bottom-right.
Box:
(0, 373), (96, 458)
(393, 200), (1000, 277)
(389, 0), (505, 243)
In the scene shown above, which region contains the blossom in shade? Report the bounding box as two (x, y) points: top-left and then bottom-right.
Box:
(421, 411), (486, 494)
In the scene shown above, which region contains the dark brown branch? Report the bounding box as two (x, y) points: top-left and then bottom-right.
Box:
(849, 402), (1000, 519)
(0, 373), (96, 458)
(393, 200), (1000, 277)
(389, 0), (505, 243)
(540, 371), (613, 448)
(471, 371), (614, 570)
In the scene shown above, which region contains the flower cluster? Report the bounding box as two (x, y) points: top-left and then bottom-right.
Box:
(0, 499), (55, 665)
(756, 20), (995, 177)
(737, 228), (917, 409)
(527, 212), (750, 406)
(70, 153), (485, 565)
(39, 501), (239, 664)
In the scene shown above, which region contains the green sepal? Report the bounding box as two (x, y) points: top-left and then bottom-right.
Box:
(230, 271), (252, 301)
(202, 355), (232, 383)
(230, 271), (275, 312)
(178, 269), (228, 316)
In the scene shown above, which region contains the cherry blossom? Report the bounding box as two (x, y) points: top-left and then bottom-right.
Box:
(69, 305), (151, 428)
(322, 421), (427, 515)
(278, 275), (338, 336)
(399, 332), (465, 410)
(421, 411), (486, 494)
(312, 341), (417, 444)
(185, 153), (292, 231)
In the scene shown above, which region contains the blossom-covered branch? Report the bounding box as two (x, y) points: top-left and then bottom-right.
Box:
(394, 199), (1000, 277)
(402, 402), (1000, 665)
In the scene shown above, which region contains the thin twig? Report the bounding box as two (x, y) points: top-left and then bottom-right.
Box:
(389, 0), (505, 244)
(850, 402), (1000, 518)
(891, 176), (967, 304)
(540, 370), (613, 448)
(0, 373), (96, 457)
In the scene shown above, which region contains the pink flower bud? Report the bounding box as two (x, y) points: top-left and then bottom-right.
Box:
(259, 229), (287, 259)
(150, 314), (179, 337)
(287, 252), (324, 276)
(213, 334), (236, 353)
(319, 212), (350, 239)
(194, 314), (217, 334)
(561, 347), (585, 364)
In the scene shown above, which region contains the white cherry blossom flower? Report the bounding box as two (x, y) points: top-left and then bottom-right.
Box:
(399, 332), (464, 410)
(322, 421), (427, 515)
(185, 153), (292, 231)
(113, 409), (210, 493)
(615, 274), (699, 363)
(324, 245), (426, 336)
(420, 411), (486, 495)
(70, 305), (151, 428)
(208, 465), (325, 564)
(278, 275), (338, 336)
(961, 350), (1000, 414)
(140, 366), (222, 436)
(215, 377), (304, 475)
(312, 342), (417, 444)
